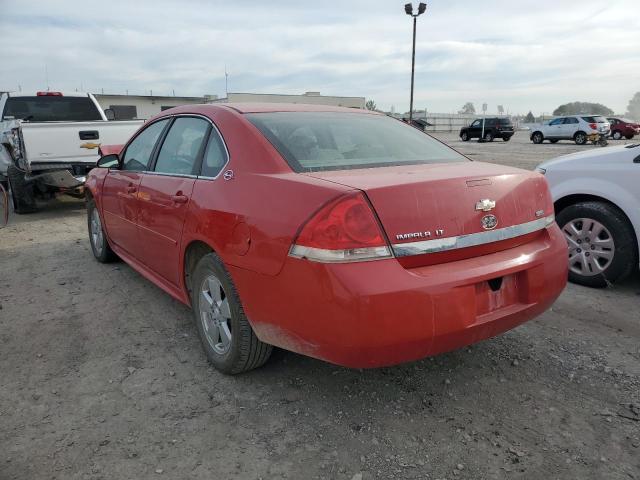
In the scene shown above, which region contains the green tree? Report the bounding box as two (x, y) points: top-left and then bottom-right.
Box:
(458, 102), (475, 114)
(553, 101), (613, 116)
(524, 111), (535, 123)
(365, 99), (377, 111)
(625, 92), (640, 121)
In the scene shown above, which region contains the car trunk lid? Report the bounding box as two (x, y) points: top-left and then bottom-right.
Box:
(304, 161), (554, 267)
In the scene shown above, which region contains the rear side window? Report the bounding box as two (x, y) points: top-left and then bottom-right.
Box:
(2, 96), (102, 122)
(498, 118), (512, 126)
(122, 119), (169, 171)
(247, 112), (466, 172)
(200, 129), (228, 177)
(564, 117), (579, 124)
(581, 116), (607, 123)
(154, 117), (210, 175)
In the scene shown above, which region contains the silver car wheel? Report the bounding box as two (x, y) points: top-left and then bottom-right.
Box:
(90, 208), (104, 256)
(200, 274), (232, 355)
(563, 218), (615, 277)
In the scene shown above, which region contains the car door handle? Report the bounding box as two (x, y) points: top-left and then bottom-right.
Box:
(126, 186), (137, 194)
(171, 194), (189, 204)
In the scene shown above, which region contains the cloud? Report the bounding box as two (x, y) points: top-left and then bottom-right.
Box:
(1, 0), (638, 114)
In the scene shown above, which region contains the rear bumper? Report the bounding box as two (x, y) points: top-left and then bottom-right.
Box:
(230, 224), (568, 368)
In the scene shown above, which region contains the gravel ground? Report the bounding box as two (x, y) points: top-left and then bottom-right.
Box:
(1, 132), (639, 480)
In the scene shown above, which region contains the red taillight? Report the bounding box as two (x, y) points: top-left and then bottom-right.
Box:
(289, 192), (391, 262)
(589, 123), (597, 130)
(36, 91), (63, 96)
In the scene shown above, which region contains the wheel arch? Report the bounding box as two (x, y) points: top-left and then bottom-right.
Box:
(183, 240), (216, 303)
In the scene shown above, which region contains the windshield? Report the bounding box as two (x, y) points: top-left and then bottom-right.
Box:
(2, 96), (102, 122)
(581, 116), (608, 123)
(247, 112), (467, 172)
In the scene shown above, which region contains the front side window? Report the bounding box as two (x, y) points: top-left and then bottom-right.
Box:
(248, 112), (466, 172)
(154, 117), (209, 175)
(549, 118), (564, 126)
(122, 119), (169, 171)
(470, 120), (481, 127)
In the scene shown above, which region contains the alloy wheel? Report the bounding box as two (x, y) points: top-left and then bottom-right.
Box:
(562, 218), (615, 277)
(199, 274), (232, 355)
(90, 208), (104, 256)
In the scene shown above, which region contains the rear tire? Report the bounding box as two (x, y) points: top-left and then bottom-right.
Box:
(532, 132), (544, 144)
(7, 164), (36, 214)
(574, 131), (587, 145)
(550, 139), (559, 144)
(556, 201), (637, 288)
(87, 198), (117, 263)
(191, 252), (272, 374)
(625, 134), (634, 140)
(612, 130), (622, 140)
(502, 136), (511, 142)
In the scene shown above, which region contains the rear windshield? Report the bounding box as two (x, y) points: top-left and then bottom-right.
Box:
(581, 116), (608, 123)
(2, 96), (102, 122)
(247, 112), (467, 172)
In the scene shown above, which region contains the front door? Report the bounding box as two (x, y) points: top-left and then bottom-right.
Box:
(137, 116), (211, 286)
(547, 117), (565, 138)
(101, 119), (170, 256)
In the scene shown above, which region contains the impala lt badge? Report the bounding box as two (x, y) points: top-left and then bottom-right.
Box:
(481, 214), (498, 230)
(396, 229), (444, 241)
(475, 198), (496, 212)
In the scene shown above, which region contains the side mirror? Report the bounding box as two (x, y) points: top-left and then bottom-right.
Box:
(104, 108), (116, 121)
(97, 154), (120, 168)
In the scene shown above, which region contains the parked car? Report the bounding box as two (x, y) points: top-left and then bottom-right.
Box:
(460, 117), (514, 142)
(537, 144), (640, 287)
(0, 91), (143, 213)
(530, 115), (610, 145)
(86, 104), (567, 374)
(607, 117), (640, 140)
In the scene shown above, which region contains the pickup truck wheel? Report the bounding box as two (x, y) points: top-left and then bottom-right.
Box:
(192, 253), (272, 374)
(502, 136), (511, 142)
(484, 131), (494, 142)
(461, 132), (469, 141)
(574, 131), (587, 145)
(532, 132), (544, 144)
(7, 164), (36, 214)
(612, 130), (622, 140)
(557, 201), (637, 288)
(87, 199), (116, 262)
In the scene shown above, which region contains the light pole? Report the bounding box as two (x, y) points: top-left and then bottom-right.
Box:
(405, 2), (426, 125)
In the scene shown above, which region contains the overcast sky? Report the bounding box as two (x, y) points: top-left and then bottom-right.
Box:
(1, 0), (639, 114)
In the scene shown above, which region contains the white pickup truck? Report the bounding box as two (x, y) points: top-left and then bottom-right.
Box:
(0, 91), (143, 213)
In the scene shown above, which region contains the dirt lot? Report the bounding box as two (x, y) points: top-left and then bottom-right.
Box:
(1, 132), (639, 480)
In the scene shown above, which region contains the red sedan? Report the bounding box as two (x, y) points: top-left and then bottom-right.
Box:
(86, 104), (567, 374)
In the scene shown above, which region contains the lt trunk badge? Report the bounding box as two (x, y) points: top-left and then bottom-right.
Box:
(475, 199), (496, 212)
(481, 214), (498, 230)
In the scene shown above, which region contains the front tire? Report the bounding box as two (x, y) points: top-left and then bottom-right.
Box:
(87, 198), (116, 263)
(192, 253), (272, 374)
(612, 130), (622, 140)
(556, 202), (637, 288)
(484, 131), (494, 142)
(7, 164), (36, 214)
(461, 131), (469, 141)
(532, 132), (544, 144)
(574, 131), (587, 145)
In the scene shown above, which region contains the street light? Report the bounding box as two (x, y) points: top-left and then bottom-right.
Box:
(405, 2), (427, 125)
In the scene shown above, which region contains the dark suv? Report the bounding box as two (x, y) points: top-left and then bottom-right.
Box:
(460, 118), (514, 142)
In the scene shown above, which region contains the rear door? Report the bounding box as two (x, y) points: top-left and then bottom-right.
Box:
(102, 119), (170, 257)
(136, 116), (211, 286)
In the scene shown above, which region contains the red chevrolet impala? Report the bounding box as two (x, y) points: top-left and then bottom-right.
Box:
(85, 103), (567, 374)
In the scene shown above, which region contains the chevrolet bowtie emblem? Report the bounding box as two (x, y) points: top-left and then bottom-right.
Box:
(80, 142), (101, 149)
(475, 199), (496, 212)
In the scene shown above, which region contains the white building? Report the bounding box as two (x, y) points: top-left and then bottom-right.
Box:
(210, 91), (365, 109)
(93, 93), (217, 120)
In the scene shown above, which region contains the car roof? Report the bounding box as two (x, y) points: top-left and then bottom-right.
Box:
(5, 91), (91, 98)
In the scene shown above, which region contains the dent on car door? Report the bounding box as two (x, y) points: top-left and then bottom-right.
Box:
(137, 116), (211, 286)
(101, 118), (170, 256)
